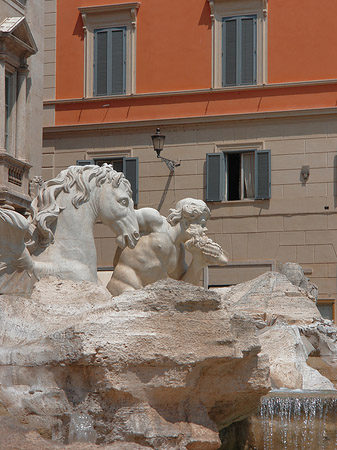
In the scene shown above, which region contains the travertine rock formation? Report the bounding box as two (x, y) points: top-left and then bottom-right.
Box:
(0, 277), (269, 449)
(215, 272), (337, 391)
(1, 271), (336, 449)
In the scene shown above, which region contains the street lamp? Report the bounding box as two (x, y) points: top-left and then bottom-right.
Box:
(151, 128), (180, 172)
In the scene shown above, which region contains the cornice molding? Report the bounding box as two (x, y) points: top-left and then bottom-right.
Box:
(208, 0), (268, 18)
(43, 107), (337, 138)
(80, 3), (140, 30)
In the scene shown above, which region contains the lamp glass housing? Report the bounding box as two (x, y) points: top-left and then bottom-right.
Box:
(151, 128), (166, 156)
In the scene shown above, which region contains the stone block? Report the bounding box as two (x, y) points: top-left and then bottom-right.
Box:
(42, 153), (54, 168)
(313, 277), (337, 295)
(297, 245), (314, 264)
(44, 37), (56, 51)
(269, 139), (305, 155)
(138, 162), (149, 178)
(206, 218), (222, 234)
(271, 185), (283, 198)
(223, 217), (257, 234)
(327, 213), (337, 229)
(305, 137), (337, 153)
(273, 153), (326, 171)
(232, 234), (248, 260)
(175, 174), (204, 190)
(44, 62), (55, 77)
(257, 215), (284, 232)
(283, 184), (306, 198)
(309, 168), (333, 184)
(45, 12), (56, 26)
(314, 245), (337, 263)
(43, 105), (55, 127)
(305, 183), (327, 198)
(305, 230), (337, 246)
(280, 231), (305, 246)
(327, 263), (337, 278)
(284, 214), (328, 231)
(275, 245), (297, 263)
(283, 118), (326, 139)
(44, 24), (56, 39)
(54, 152), (85, 168)
(137, 191), (150, 207)
(247, 232), (280, 259)
(310, 264), (328, 278)
(41, 168), (54, 181)
(272, 169), (301, 185)
(44, 75), (55, 90)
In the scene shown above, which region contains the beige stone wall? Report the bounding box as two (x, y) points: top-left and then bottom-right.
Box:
(0, 0), (43, 178)
(43, 0), (56, 127)
(25, 0), (44, 177)
(43, 112), (337, 313)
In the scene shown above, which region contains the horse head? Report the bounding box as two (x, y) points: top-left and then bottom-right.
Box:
(96, 171), (140, 249)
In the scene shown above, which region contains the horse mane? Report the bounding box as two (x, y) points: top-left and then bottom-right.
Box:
(28, 164), (132, 249)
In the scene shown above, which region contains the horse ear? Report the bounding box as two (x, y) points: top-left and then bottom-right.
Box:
(114, 172), (124, 186)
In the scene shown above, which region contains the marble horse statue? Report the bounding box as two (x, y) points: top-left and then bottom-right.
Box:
(0, 164), (139, 294)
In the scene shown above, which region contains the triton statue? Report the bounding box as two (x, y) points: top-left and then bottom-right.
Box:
(107, 198), (228, 296)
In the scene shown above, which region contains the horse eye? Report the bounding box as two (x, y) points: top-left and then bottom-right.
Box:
(119, 198), (129, 207)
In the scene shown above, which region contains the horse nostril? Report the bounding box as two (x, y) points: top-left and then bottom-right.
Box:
(133, 231), (140, 240)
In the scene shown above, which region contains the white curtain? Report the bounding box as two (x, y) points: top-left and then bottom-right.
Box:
(242, 153), (255, 199)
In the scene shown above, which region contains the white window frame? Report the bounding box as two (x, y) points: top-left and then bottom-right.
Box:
(208, 0), (268, 88)
(79, 2), (140, 98)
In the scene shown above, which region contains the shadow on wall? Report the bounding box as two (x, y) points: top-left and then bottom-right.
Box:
(333, 155), (337, 208)
(198, 0), (212, 28)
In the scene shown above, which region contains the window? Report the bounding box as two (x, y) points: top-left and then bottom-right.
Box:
(77, 157), (139, 205)
(206, 150), (271, 202)
(5, 73), (13, 151)
(94, 27), (126, 96)
(222, 15), (257, 86)
(80, 3), (140, 97)
(317, 300), (335, 323)
(209, 0), (267, 88)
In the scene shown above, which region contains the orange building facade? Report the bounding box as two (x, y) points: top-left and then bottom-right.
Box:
(43, 0), (337, 320)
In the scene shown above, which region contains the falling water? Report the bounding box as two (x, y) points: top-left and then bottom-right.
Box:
(257, 390), (337, 450)
(68, 412), (97, 444)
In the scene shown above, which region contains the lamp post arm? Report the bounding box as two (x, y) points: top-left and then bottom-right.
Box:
(158, 155), (181, 172)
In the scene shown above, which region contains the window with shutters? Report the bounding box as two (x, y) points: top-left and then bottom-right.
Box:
(76, 156), (139, 205)
(206, 149), (271, 202)
(79, 3), (139, 97)
(209, 0), (267, 88)
(222, 15), (257, 86)
(94, 27), (126, 96)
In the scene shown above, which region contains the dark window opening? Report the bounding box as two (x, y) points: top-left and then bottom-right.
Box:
(227, 153), (241, 201)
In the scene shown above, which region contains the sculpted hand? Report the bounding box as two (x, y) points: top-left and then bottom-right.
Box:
(185, 232), (228, 266)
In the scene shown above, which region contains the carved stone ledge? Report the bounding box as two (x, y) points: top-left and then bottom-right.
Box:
(0, 151), (32, 210)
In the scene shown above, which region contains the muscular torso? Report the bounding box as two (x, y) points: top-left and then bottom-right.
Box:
(112, 231), (183, 287)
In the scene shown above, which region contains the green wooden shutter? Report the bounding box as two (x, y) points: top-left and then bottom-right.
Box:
(222, 18), (237, 86)
(109, 28), (126, 95)
(94, 30), (108, 95)
(206, 153), (225, 202)
(240, 16), (256, 85)
(123, 157), (138, 205)
(76, 159), (95, 166)
(94, 27), (126, 96)
(255, 150), (271, 199)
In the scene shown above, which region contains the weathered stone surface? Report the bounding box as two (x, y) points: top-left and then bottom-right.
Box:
(0, 277), (270, 449)
(214, 271), (321, 325)
(215, 272), (337, 391)
(258, 324), (335, 390)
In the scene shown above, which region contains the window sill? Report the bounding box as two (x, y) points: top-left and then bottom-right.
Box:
(207, 198), (268, 204)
